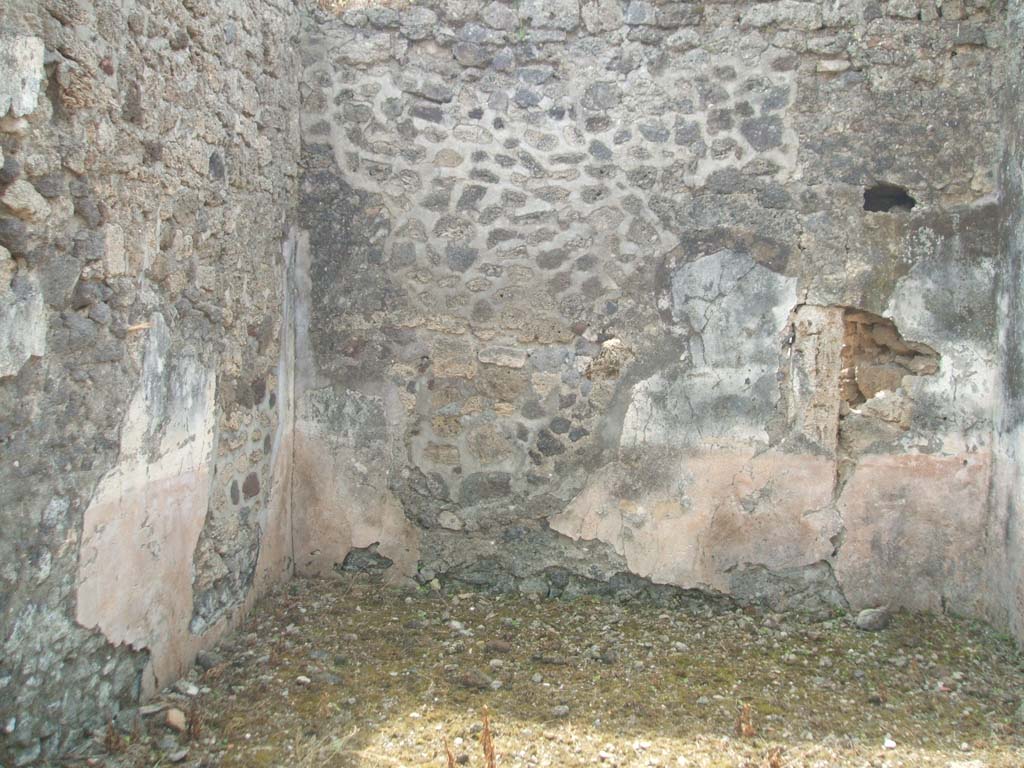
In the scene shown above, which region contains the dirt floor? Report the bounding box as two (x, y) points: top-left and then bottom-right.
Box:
(74, 576), (1024, 768)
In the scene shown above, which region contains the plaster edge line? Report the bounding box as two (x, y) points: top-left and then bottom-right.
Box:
(286, 225), (299, 578)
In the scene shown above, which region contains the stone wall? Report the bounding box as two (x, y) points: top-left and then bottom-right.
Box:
(3, 0), (1023, 762)
(991, 0), (1024, 644)
(0, 0), (301, 763)
(295, 0), (1007, 617)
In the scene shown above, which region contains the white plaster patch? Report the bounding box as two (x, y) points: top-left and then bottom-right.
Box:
(623, 250), (796, 448)
(670, 249), (796, 367)
(0, 35), (45, 118)
(887, 260), (998, 448)
(0, 269), (46, 378)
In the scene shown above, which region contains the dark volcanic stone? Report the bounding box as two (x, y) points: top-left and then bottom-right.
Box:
(740, 116), (785, 151)
(536, 429), (565, 456)
(446, 243), (479, 272)
(242, 473), (260, 500)
(460, 471), (513, 503)
(582, 81), (621, 111)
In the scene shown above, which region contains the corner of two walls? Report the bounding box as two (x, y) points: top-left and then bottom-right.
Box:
(61, 15), (308, 706)
(74, 229), (300, 700)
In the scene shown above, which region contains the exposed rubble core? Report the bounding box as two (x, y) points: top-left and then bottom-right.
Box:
(833, 308), (941, 475)
(839, 310), (939, 408)
(1, 0), (1023, 763)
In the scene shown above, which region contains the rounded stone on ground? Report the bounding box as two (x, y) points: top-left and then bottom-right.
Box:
(855, 607), (891, 631)
(173, 679), (199, 697)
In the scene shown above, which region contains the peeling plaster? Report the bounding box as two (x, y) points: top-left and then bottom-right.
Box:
(550, 447), (838, 592)
(76, 316), (217, 694)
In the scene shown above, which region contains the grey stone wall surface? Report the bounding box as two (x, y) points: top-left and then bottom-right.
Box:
(4, 0), (1024, 762)
(0, 0), (301, 764)
(295, 0), (1011, 626)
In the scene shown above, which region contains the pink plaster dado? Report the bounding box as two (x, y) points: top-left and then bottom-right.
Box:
(290, 432), (419, 581)
(550, 445), (993, 611)
(77, 459), (293, 698)
(77, 464), (212, 694)
(254, 431), (295, 593)
(550, 446), (839, 591)
(75, 319), (295, 697)
(834, 451), (992, 614)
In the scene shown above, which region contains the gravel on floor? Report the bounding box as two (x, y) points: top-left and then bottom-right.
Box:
(72, 576), (1024, 768)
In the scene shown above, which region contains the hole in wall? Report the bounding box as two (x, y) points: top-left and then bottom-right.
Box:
(831, 308), (941, 488)
(840, 309), (939, 406)
(863, 182), (916, 212)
